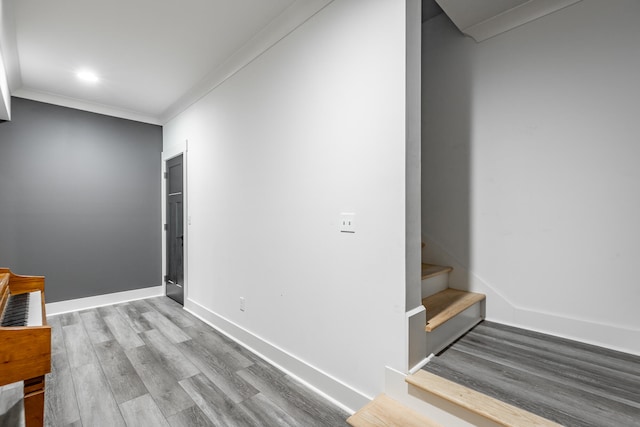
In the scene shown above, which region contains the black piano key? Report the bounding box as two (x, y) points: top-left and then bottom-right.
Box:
(1, 293), (30, 327)
(3, 318), (24, 326)
(5, 309), (26, 316)
(9, 295), (28, 305)
(2, 318), (27, 327)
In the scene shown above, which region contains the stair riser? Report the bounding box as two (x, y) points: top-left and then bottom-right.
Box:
(422, 273), (449, 299)
(426, 301), (484, 356)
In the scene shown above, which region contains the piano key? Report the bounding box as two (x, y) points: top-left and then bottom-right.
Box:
(0, 290), (42, 327)
(27, 291), (43, 326)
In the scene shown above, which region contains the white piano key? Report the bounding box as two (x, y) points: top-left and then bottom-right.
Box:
(27, 290), (43, 326)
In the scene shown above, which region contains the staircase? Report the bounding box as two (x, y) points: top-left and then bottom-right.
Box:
(421, 246), (485, 356)
(347, 243), (559, 426)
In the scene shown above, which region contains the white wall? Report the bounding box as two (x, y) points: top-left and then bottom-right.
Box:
(164, 0), (414, 410)
(422, 0), (640, 355)
(0, 0), (12, 120)
(0, 51), (9, 120)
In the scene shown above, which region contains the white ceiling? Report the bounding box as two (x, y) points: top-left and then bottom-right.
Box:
(1, 0), (332, 124)
(1, 0), (580, 125)
(434, 0), (583, 42)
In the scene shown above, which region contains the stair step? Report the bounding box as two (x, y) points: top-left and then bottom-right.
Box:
(406, 370), (559, 426)
(421, 263), (452, 280)
(347, 394), (442, 427)
(423, 288), (485, 332)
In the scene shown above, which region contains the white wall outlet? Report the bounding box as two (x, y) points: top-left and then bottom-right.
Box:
(240, 297), (245, 311)
(339, 213), (356, 233)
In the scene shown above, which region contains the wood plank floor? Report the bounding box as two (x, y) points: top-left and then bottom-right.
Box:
(2, 296), (350, 427)
(423, 321), (640, 427)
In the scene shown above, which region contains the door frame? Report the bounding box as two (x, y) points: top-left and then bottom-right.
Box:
(162, 140), (188, 304)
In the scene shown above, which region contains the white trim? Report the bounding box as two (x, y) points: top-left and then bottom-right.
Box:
(423, 234), (640, 356)
(466, 0), (583, 42)
(407, 305), (427, 371)
(406, 304), (426, 317)
(184, 298), (369, 414)
(163, 139), (188, 162)
(408, 355), (433, 375)
(161, 141), (188, 304)
(46, 286), (163, 316)
(160, 0), (334, 123)
(506, 309), (640, 357)
(0, 49), (10, 120)
(12, 89), (162, 125)
(160, 157), (167, 298)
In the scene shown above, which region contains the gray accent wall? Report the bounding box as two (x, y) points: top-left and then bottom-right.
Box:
(0, 97), (162, 302)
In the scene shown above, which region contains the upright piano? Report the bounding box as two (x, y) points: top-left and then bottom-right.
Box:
(0, 268), (51, 427)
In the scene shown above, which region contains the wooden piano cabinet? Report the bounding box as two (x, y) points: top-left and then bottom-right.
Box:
(24, 376), (45, 427)
(0, 269), (45, 294)
(0, 269), (51, 427)
(0, 324), (52, 385)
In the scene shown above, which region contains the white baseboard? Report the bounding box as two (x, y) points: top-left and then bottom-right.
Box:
(506, 308), (640, 356)
(46, 286), (164, 316)
(408, 355), (432, 375)
(184, 298), (370, 414)
(422, 234), (640, 357)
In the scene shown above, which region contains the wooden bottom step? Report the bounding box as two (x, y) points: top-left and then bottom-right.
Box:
(406, 370), (559, 427)
(423, 288), (485, 332)
(347, 394), (442, 427)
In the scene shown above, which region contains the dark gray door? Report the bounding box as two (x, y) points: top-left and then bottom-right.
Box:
(166, 155), (184, 305)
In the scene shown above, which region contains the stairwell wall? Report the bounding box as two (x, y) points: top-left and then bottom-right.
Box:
(422, 0), (640, 355)
(164, 0), (417, 410)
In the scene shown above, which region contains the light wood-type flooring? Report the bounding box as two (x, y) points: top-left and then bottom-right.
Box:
(424, 321), (640, 427)
(2, 296), (351, 427)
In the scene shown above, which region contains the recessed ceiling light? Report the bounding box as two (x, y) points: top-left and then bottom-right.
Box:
(76, 69), (100, 84)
